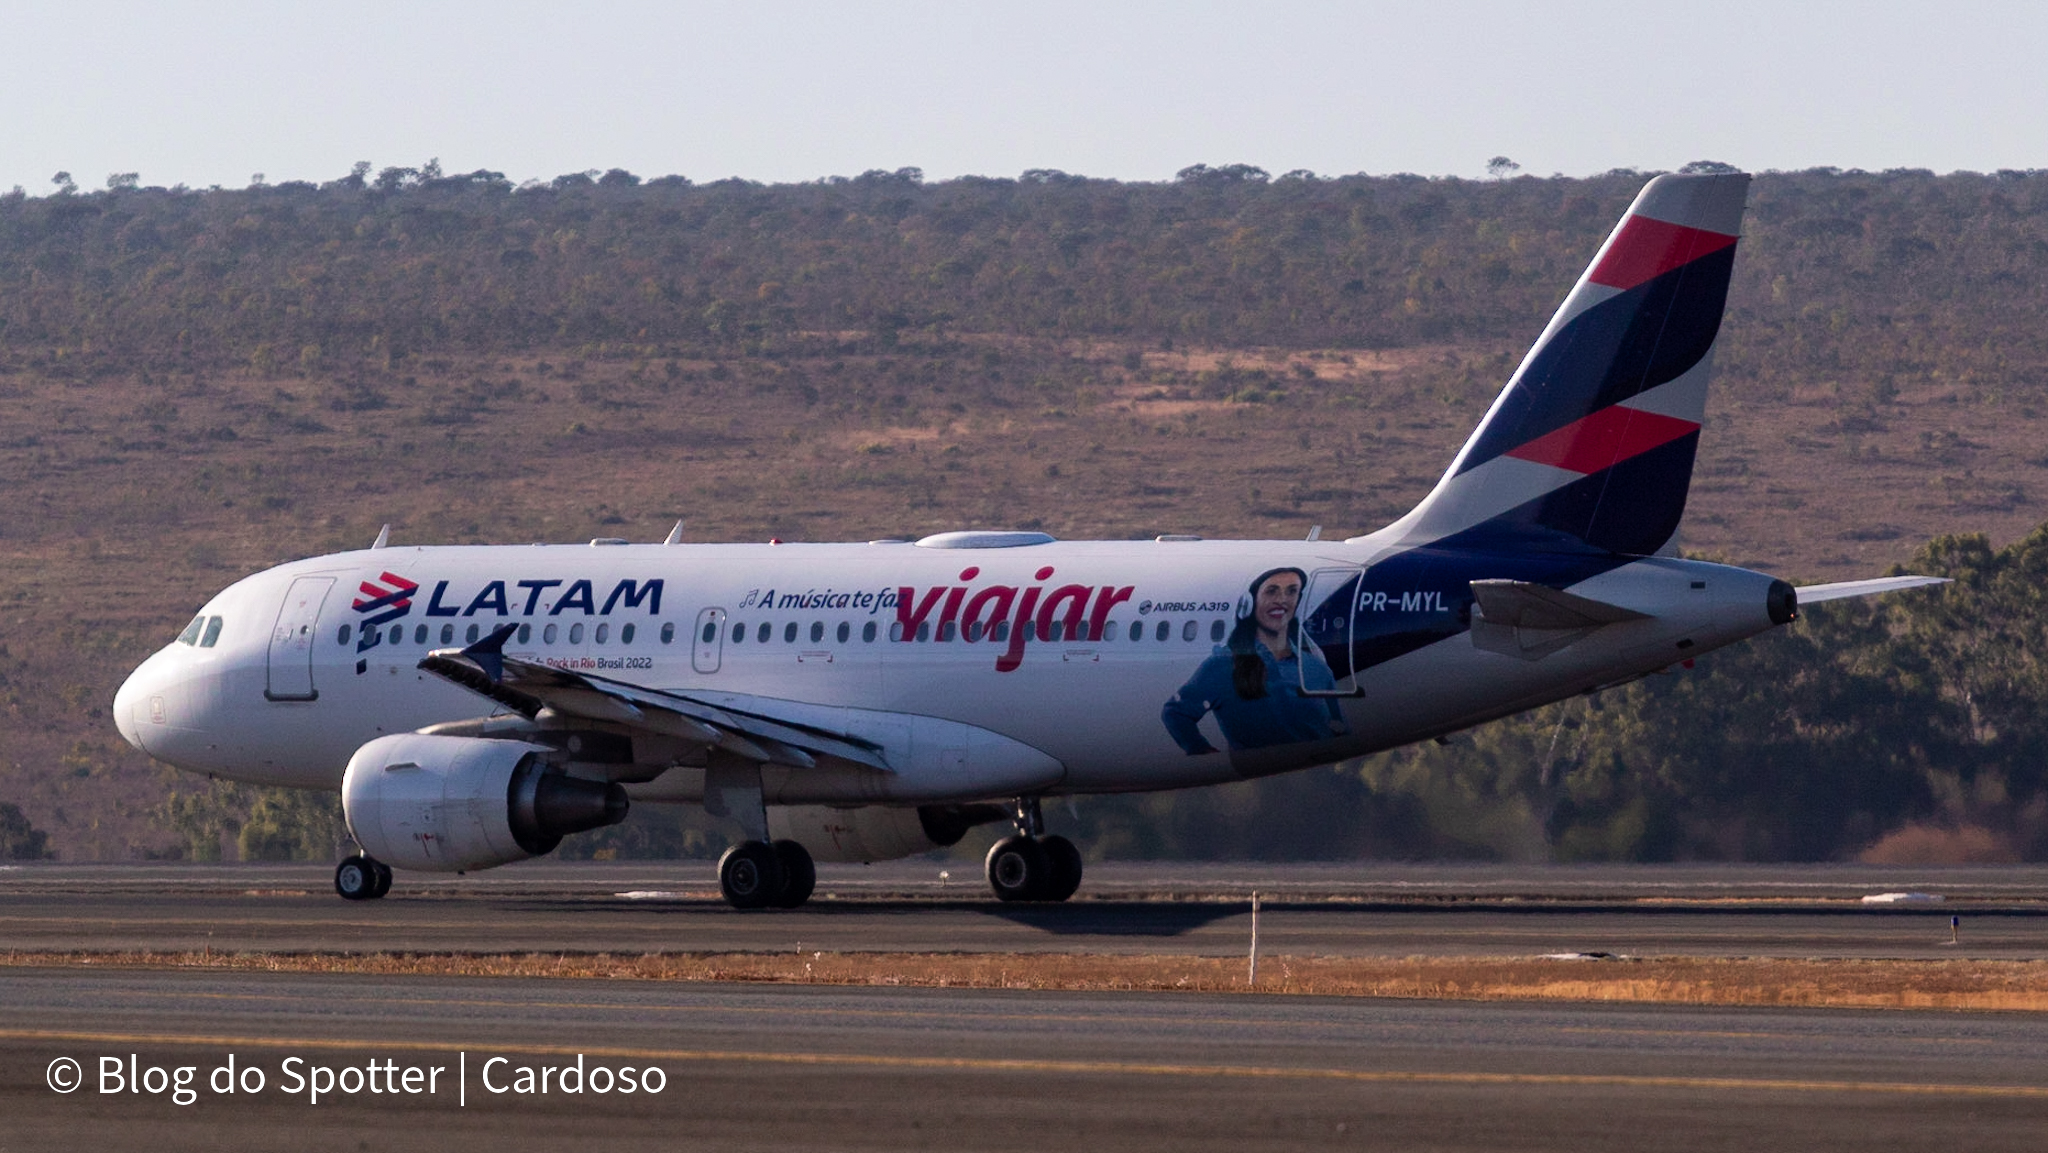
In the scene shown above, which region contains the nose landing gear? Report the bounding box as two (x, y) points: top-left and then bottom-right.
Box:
(334, 854), (392, 901)
(984, 796), (1082, 902)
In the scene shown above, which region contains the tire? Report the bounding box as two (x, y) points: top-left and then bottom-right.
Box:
(1038, 835), (1084, 903)
(718, 841), (786, 910)
(985, 835), (1049, 902)
(334, 856), (376, 901)
(771, 840), (816, 908)
(368, 860), (394, 900)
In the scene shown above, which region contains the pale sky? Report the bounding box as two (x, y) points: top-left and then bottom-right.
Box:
(5, 1), (2043, 193)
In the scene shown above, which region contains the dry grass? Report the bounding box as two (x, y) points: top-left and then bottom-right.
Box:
(9, 949), (2048, 1012)
(5, 332), (2046, 858)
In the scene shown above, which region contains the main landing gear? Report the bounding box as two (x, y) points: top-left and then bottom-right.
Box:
(335, 854), (392, 901)
(717, 839), (816, 910)
(984, 796), (1082, 903)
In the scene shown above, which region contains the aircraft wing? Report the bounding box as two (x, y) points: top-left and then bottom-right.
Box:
(1796, 575), (1949, 605)
(417, 625), (891, 772)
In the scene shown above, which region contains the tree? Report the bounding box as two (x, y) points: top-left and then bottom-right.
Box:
(1485, 156), (1520, 179)
(0, 802), (51, 859)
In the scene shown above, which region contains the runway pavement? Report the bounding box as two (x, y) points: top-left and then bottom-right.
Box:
(6, 863), (2046, 1149)
(4, 965), (2045, 1151)
(3, 861), (2045, 960)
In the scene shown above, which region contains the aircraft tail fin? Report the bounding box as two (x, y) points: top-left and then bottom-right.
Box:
(1377, 172), (1750, 555)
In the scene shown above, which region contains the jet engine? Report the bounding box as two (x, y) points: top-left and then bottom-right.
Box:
(768, 802), (1007, 863)
(341, 733), (627, 872)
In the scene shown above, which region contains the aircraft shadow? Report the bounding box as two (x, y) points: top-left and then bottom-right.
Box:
(978, 901), (1243, 936)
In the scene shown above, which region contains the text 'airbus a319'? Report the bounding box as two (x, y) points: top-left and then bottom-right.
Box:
(114, 172), (1942, 908)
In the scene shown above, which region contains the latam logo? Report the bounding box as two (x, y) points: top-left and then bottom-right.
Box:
(350, 572), (665, 671)
(893, 566), (1133, 673)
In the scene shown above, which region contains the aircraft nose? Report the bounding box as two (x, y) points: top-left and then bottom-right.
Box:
(112, 655), (171, 755)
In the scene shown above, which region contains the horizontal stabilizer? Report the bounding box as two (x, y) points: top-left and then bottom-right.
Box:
(1469, 579), (1651, 629)
(1796, 575), (1949, 605)
(1468, 579), (1650, 661)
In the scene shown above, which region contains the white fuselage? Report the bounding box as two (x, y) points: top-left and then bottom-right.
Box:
(114, 531), (1785, 804)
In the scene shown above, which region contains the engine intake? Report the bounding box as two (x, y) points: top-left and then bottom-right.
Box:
(343, 733), (628, 872)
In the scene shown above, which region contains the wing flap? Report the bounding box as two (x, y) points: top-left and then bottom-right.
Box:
(417, 628), (890, 772)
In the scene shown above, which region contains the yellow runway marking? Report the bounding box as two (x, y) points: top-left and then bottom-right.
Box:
(3, 1028), (2043, 1099)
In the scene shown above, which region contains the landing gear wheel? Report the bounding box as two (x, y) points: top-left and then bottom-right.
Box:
(335, 855), (380, 901)
(369, 860), (394, 899)
(718, 840), (787, 910)
(1038, 835), (1083, 903)
(986, 835), (1050, 902)
(771, 840), (816, 908)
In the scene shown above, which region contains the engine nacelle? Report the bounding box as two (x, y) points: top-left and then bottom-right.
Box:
(768, 803), (1006, 863)
(342, 734), (628, 872)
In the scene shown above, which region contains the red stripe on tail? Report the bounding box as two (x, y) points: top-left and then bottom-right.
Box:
(1588, 215), (1737, 293)
(1504, 406), (1699, 475)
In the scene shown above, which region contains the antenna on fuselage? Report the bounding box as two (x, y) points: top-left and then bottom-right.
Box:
(1306, 525), (1322, 541)
(371, 524), (390, 549)
(662, 521), (685, 545)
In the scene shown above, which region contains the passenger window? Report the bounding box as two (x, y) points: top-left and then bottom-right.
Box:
(783, 621), (798, 643)
(622, 623), (636, 644)
(466, 624), (481, 644)
(336, 623), (353, 645)
(388, 624), (403, 644)
(414, 624), (428, 645)
(595, 623), (610, 644)
(201, 617), (224, 647)
(916, 621), (930, 642)
(938, 621), (956, 642)
(862, 621), (877, 642)
(178, 616), (206, 646)
(1048, 621), (1064, 642)
(544, 623), (559, 644)
(889, 622), (905, 641)
(837, 621), (850, 643)
(1128, 621), (1143, 643)
(757, 622), (771, 643)
(1211, 619), (1226, 643)
(1104, 620), (1117, 642)
(569, 623), (585, 644)
(1156, 621), (1170, 642)
(700, 622), (714, 644)
(1182, 619), (1198, 642)
(966, 621), (983, 642)
(517, 624), (532, 645)
(732, 623), (745, 643)
(439, 624), (454, 645)
(993, 621), (1010, 642)
(810, 621), (824, 643)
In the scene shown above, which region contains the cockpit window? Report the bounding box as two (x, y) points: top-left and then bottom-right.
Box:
(199, 616), (224, 648)
(176, 616), (206, 646)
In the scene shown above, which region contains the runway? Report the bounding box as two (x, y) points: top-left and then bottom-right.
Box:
(4, 861), (2046, 960)
(5, 966), (2047, 1151)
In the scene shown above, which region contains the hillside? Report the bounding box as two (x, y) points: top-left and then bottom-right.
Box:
(3, 164), (2047, 861)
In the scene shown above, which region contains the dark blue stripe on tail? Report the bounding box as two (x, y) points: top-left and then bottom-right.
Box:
(1457, 245), (1734, 475)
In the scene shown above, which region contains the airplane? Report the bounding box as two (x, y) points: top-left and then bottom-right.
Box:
(113, 171), (1944, 909)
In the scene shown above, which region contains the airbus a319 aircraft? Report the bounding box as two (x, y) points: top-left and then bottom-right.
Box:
(113, 172), (1941, 908)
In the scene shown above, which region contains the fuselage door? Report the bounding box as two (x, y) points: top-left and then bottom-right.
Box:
(266, 576), (334, 701)
(693, 607), (727, 673)
(1298, 568), (1364, 697)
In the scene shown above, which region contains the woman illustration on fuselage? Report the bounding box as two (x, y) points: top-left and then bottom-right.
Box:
(1161, 567), (1348, 755)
